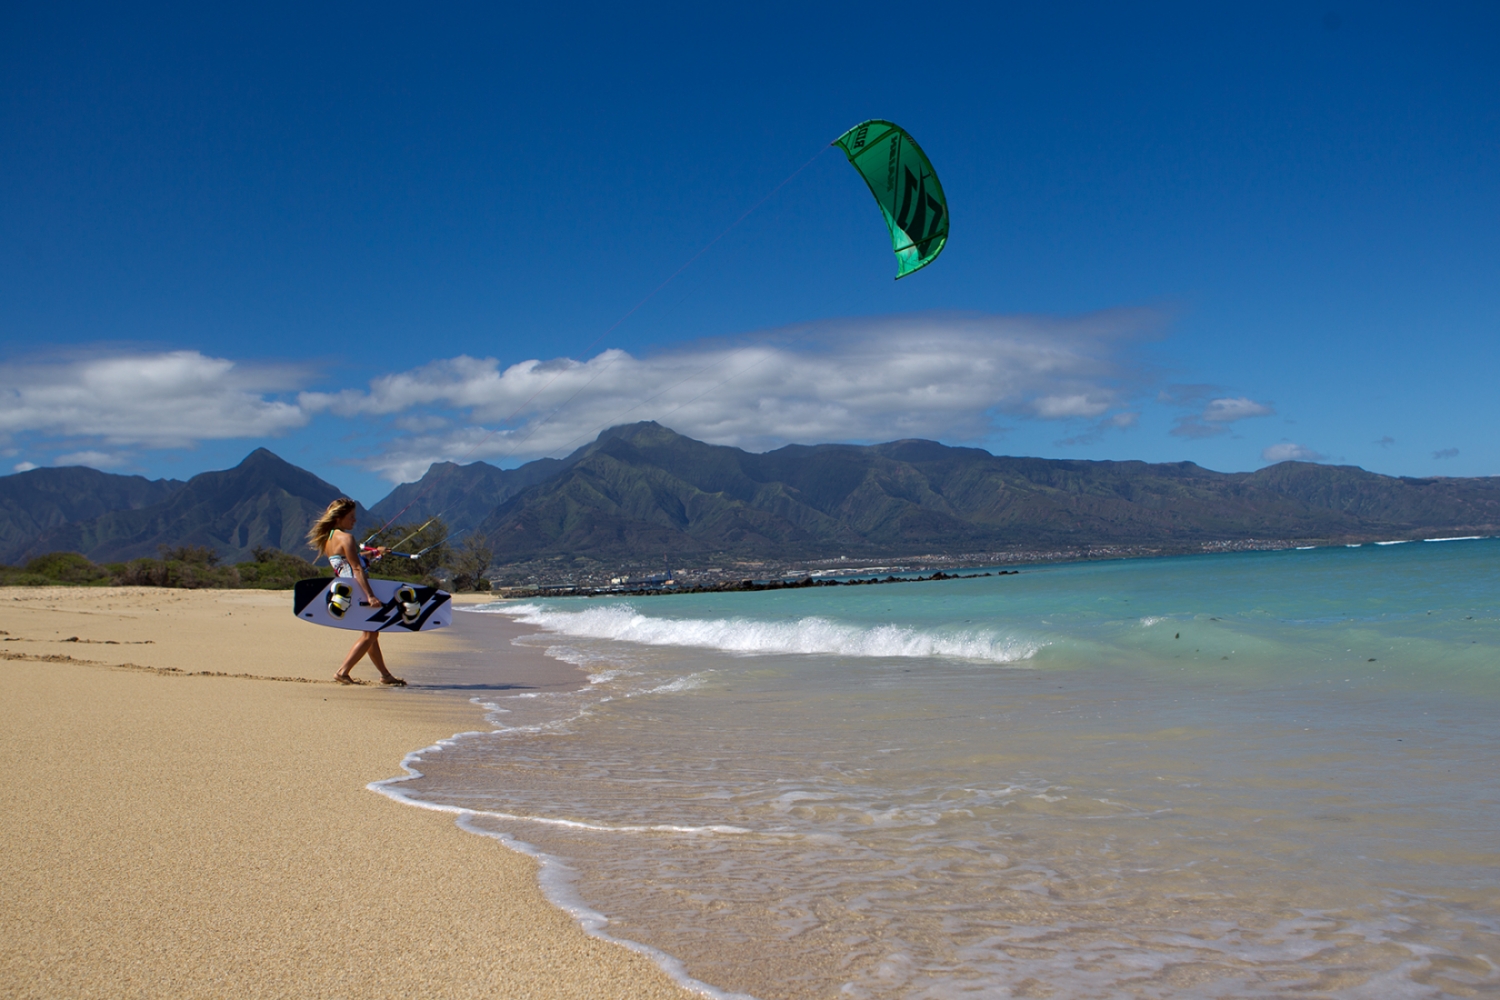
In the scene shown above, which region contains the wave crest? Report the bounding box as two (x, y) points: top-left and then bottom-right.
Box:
(485, 603), (1041, 664)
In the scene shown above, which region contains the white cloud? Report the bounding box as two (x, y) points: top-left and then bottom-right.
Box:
(1203, 397), (1274, 422)
(12, 461), (37, 472)
(0, 350), (308, 448)
(1262, 442), (1326, 462)
(1033, 394), (1111, 419)
(1, 310), (1162, 483)
(319, 309), (1159, 482)
(54, 450), (127, 469)
(1171, 394), (1275, 438)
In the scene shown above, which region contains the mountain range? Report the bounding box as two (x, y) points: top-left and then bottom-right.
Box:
(367, 455), (567, 532)
(2, 449), (365, 565)
(0, 466), (185, 565)
(5, 423), (1499, 569)
(466, 423), (1500, 562)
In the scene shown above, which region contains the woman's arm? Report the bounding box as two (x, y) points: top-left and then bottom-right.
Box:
(335, 530), (382, 606)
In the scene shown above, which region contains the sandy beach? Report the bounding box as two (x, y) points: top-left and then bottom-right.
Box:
(0, 586), (696, 999)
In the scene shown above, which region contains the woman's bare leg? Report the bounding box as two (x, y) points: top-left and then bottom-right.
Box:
(334, 632), (403, 685)
(367, 635), (404, 685)
(335, 632), (376, 682)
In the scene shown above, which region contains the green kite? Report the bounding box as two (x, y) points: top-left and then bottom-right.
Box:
(833, 120), (949, 279)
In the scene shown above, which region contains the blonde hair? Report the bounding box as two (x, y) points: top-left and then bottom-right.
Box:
(307, 497), (358, 553)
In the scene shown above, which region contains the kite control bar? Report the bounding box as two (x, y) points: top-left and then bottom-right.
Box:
(361, 543), (439, 562)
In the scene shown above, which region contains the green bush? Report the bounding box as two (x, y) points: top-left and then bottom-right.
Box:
(0, 570), (75, 587)
(0, 551), (111, 587)
(22, 552), (111, 584)
(112, 559), (239, 589)
(111, 545), (240, 588)
(3, 538), (464, 591)
(449, 534), (493, 592)
(158, 545), (221, 566)
(235, 546), (328, 589)
(1, 555), (109, 587)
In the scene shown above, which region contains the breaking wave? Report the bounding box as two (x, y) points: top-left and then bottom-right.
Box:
(479, 602), (1041, 664)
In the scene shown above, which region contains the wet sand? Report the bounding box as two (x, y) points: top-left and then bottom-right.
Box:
(0, 586), (697, 999)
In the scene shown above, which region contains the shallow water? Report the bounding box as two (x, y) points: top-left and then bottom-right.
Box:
(388, 540), (1500, 998)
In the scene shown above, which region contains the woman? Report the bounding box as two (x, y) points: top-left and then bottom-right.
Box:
(306, 497), (405, 685)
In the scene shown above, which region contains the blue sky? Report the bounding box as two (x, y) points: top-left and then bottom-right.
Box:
(2, 1), (1496, 504)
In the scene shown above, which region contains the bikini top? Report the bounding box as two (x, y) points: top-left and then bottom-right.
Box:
(325, 531), (368, 578)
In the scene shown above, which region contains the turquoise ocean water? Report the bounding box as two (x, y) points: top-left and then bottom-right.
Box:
(384, 538), (1500, 999)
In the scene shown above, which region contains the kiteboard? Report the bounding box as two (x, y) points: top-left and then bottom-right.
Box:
(292, 577), (451, 632)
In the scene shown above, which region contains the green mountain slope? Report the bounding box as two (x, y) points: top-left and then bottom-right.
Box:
(24, 449), (364, 565)
(0, 467), (184, 564)
(367, 456), (570, 535)
(473, 423), (1500, 562)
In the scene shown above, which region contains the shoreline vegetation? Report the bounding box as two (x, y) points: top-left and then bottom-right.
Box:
(0, 545), (329, 589)
(1, 518), (499, 592)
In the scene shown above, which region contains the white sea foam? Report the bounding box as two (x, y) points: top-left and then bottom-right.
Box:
(368, 743), (760, 1000)
(485, 603), (1041, 664)
(631, 673), (709, 696)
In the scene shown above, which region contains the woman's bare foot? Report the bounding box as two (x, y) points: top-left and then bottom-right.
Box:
(334, 673), (356, 684)
(380, 675), (407, 686)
